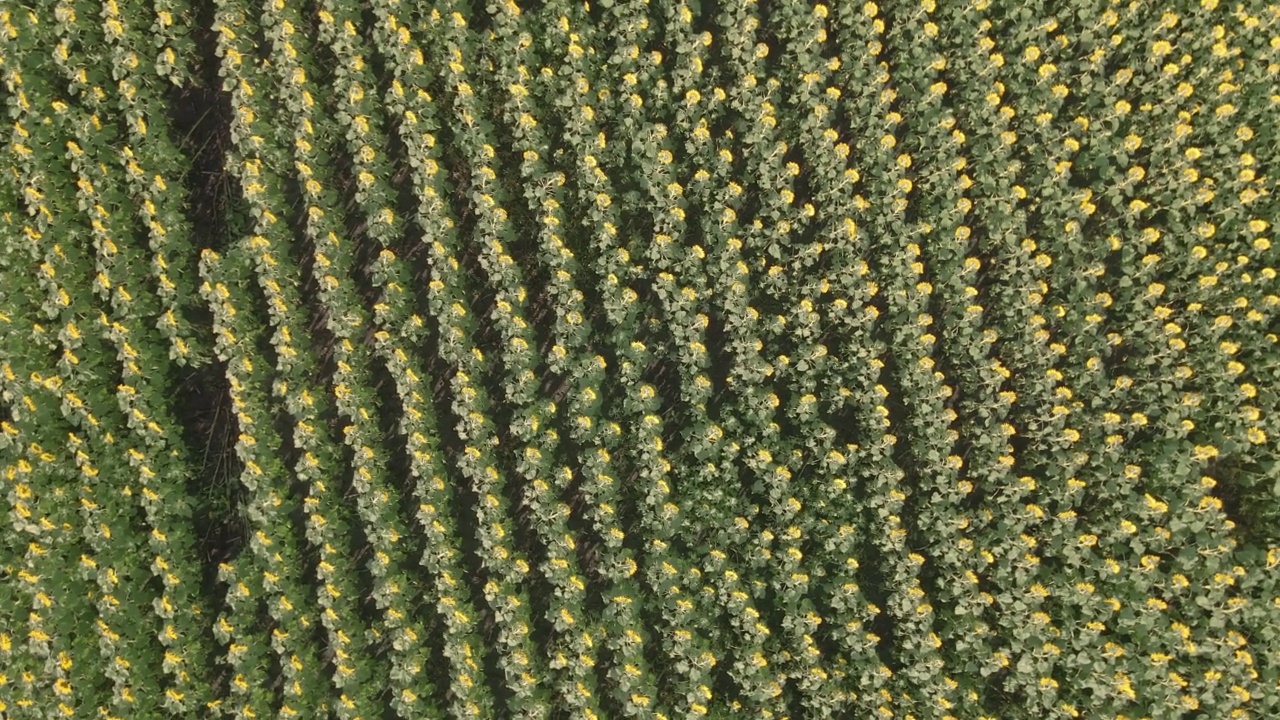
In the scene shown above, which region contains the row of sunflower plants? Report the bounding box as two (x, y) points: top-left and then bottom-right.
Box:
(353, 1), (514, 715)
(893, 2), (1279, 715)
(883, 28), (1023, 720)
(197, 246), (333, 720)
(682, 1), (857, 711)
(587, 18), (722, 705)
(604, 0), (840, 713)
(209, 0), (401, 715)
(125, 0), (194, 85)
(274, 0), (486, 715)
(3, 10), (213, 713)
(754, 2), (922, 713)
(0, 199), (118, 717)
(418, 9), (575, 713)
(579, 7), (762, 716)
(348, 0), (594, 712)
(47, 6), (218, 709)
(520, 3), (686, 716)
(877, 4), (1127, 715)
(99, 0), (207, 366)
(204, 21), (366, 710)
(481, 1), (633, 715)
(576, 3), (797, 713)
(872, 5), (1036, 714)
(258, 0), (451, 714)
(1010, 3), (1271, 711)
(875, 2), (1095, 707)
(815, 2), (1050, 714)
(0, 412), (90, 717)
(1, 30), (109, 709)
(375, 4), (554, 714)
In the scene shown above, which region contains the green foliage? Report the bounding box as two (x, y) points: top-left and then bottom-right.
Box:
(0, 0), (1278, 718)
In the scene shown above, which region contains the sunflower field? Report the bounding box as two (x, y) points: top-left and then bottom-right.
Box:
(1, 0), (1278, 717)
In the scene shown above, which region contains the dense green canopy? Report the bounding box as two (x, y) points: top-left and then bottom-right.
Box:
(0, 0), (1277, 717)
